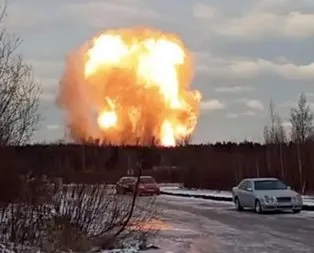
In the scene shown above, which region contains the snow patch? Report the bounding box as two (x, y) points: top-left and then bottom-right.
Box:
(160, 187), (232, 199)
(302, 196), (314, 206)
(101, 247), (138, 253)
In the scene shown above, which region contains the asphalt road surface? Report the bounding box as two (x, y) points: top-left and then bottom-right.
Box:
(151, 195), (314, 253)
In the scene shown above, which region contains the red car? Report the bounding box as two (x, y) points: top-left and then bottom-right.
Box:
(137, 176), (160, 196)
(116, 176), (160, 196)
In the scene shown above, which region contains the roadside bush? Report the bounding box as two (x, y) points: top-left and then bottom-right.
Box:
(0, 181), (158, 252)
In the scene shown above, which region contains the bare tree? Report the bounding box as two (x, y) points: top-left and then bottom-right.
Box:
(290, 93), (313, 193)
(290, 93), (313, 143)
(263, 100), (286, 144)
(263, 100), (286, 179)
(0, 3), (41, 146)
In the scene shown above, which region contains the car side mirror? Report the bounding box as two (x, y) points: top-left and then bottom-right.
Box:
(287, 186), (291, 190)
(246, 187), (253, 192)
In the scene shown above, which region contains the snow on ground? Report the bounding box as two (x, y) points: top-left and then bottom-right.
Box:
(302, 195), (314, 206)
(151, 194), (314, 252)
(101, 247), (138, 253)
(1, 193), (314, 252)
(0, 244), (139, 253)
(157, 195), (234, 211)
(152, 207), (312, 252)
(157, 194), (314, 218)
(160, 186), (232, 199)
(2, 183), (313, 253)
(139, 210), (221, 253)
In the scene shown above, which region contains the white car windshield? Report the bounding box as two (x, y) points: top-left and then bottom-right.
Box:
(254, 180), (287, 190)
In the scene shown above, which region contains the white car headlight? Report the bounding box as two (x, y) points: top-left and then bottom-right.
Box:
(264, 195), (270, 202)
(270, 196), (276, 203)
(291, 195), (302, 203)
(296, 194), (302, 202)
(264, 195), (276, 203)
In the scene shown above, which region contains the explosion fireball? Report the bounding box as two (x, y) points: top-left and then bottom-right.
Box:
(58, 27), (201, 146)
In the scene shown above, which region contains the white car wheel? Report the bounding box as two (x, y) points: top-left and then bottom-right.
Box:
(255, 200), (263, 214)
(235, 197), (243, 211)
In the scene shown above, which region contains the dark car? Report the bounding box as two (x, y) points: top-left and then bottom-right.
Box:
(116, 176), (136, 194)
(116, 176), (160, 196)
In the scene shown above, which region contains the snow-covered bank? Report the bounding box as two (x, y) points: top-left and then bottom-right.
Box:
(160, 186), (233, 201)
(0, 244), (142, 253)
(160, 186), (314, 211)
(302, 195), (314, 208)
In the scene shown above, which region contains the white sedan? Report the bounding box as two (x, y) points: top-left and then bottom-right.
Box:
(232, 177), (303, 213)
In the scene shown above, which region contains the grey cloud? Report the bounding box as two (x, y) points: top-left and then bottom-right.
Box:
(253, 0), (314, 13)
(33, 100), (64, 143)
(39, 78), (59, 102)
(27, 60), (64, 80)
(226, 112), (239, 119)
(201, 99), (225, 111)
(62, 1), (165, 28)
(47, 124), (60, 130)
(245, 99), (265, 111)
(215, 86), (254, 93)
(216, 12), (314, 40)
(193, 3), (218, 19)
(194, 53), (314, 81)
(226, 110), (257, 119)
(4, 2), (68, 35)
(40, 93), (56, 102)
(194, 1), (314, 40)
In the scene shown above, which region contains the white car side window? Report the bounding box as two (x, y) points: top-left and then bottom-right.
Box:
(239, 180), (248, 190)
(247, 181), (253, 190)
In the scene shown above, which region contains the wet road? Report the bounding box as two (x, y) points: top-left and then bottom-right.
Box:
(152, 195), (314, 253)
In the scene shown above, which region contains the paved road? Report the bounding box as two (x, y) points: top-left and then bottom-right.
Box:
(151, 195), (314, 253)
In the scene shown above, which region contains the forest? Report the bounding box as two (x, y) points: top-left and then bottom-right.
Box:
(0, 138), (313, 194)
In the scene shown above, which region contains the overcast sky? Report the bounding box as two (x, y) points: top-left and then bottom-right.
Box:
(5, 0), (314, 143)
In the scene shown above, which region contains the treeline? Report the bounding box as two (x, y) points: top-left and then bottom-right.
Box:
(1, 141), (314, 194)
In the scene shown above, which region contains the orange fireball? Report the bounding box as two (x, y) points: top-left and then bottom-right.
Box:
(58, 27), (201, 146)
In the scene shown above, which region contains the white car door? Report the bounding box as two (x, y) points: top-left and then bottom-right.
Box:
(237, 180), (249, 206)
(245, 180), (255, 208)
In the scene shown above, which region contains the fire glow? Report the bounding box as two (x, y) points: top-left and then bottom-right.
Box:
(58, 27), (201, 146)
